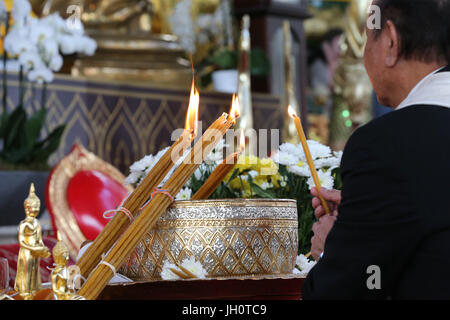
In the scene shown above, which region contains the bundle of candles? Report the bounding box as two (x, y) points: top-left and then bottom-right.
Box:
(76, 82), (200, 278)
(76, 85), (241, 299)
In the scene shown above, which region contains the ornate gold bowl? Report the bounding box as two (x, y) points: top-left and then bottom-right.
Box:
(120, 199), (298, 280)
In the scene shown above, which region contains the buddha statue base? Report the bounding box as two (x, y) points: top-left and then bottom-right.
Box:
(72, 31), (192, 86)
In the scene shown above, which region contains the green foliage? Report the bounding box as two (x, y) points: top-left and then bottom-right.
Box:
(0, 106), (65, 170)
(0, 73), (65, 170)
(197, 47), (271, 87)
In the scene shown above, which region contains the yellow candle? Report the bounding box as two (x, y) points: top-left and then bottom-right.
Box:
(288, 105), (331, 215)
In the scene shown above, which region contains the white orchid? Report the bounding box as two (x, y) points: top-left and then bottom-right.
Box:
(77, 36), (97, 56)
(28, 67), (54, 83)
(58, 34), (78, 55)
(12, 0), (32, 26)
(4, 29), (33, 56)
(4, 0), (97, 83)
(18, 50), (43, 72)
(29, 23), (55, 44)
(49, 54), (63, 72)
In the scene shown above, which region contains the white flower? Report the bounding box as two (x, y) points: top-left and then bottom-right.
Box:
(273, 150), (299, 166)
(169, 0), (196, 53)
(294, 254), (317, 276)
(333, 150), (343, 162)
(78, 36), (97, 56)
(205, 139), (227, 165)
(287, 161), (311, 177)
(314, 156), (340, 170)
(58, 34), (78, 55)
(279, 142), (303, 159)
(176, 187), (192, 201)
(260, 182), (273, 190)
(4, 29), (34, 56)
(248, 170), (258, 179)
(130, 155), (154, 172)
(307, 170), (334, 190)
(41, 13), (67, 35)
(305, 140), (332, 160)
(160, 257), (207, 280)
(29, 23), (55, 45)
(125, 171), (142, 186)
(180, 256), (207, 279)
(49, 54), (64, 72)
(18, 50), (43, 72)
(160, 261), (181, 280)
(40, 38), (59, 62)
(12, 0), (32, 26)
(0, 1), (6, 19)
(27, 67), (54, 83)
(280, 175), (288, 187)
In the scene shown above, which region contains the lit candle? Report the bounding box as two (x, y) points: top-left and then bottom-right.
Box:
(288, 105), (331, 215)
(192, 121), (245, 200)
(77, 101), (240, 300)
(77, 79), (200, 279)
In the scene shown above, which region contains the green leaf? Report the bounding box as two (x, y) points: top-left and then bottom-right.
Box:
(0, 109), (9, 139)
(225, 168), (240, 185)
(208, 50), (238, 70)
(31, 125), (66, 163)
(249, 182), (276, 199)
(250, 48), (270, 76)
(2, 146), (32, 163)
(24, 108), (46, 148)
(4, 106), (26, 150)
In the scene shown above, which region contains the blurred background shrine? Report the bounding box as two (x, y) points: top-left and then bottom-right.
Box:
(0, 0), (387, 232)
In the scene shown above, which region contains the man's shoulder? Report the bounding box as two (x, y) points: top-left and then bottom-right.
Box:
(349, 105), (450, 145)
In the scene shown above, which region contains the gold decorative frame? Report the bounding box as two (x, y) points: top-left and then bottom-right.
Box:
(46, 144), (133, 259)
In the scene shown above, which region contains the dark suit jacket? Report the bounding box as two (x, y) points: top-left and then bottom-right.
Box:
(302, 74), (450, 299)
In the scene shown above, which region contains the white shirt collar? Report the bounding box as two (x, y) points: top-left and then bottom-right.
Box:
(396, 66), (450, 110)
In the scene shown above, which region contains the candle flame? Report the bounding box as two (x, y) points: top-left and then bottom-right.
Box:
(239, 130), (246, 152)
(185, 80), (199, 138)
(229, 94), (241, 124)
(287, 105), (298, 119)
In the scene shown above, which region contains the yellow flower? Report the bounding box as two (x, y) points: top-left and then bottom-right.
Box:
(259, 158), (278, 176)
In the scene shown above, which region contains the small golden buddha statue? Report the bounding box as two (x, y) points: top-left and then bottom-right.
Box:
(51, 236), (85, 300)
(14, 184), (51, 300)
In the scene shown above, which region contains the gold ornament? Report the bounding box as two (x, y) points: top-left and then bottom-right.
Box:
(282, 21), (302, 144)
(236, 15), (254, 138)
(51, 234), (85, 300)
(329, 0), (373, 150)
(14, 184), (50, 300)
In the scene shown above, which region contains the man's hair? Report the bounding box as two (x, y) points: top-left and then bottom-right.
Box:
(374, 0), (450, 63)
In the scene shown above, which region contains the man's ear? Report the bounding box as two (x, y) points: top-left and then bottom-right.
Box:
(383, 20), (400, 67)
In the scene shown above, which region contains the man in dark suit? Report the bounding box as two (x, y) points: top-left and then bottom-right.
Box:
(302, 0), (450, 299)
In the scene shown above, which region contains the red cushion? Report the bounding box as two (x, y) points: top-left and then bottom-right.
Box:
(66, 170), (128, 240)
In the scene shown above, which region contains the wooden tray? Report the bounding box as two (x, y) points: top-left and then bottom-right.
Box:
(98, 274), (305, 300)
